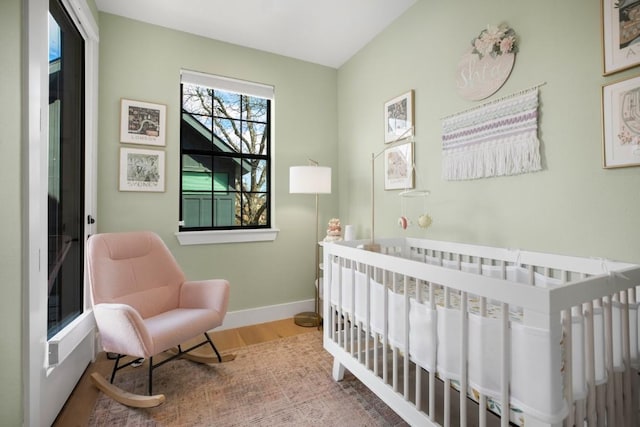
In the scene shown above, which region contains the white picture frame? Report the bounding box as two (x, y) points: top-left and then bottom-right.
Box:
(119, 147), (165, 192)
(120, 98), (167, 146)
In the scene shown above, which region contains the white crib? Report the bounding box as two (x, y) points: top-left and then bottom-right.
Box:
(321, 238), (640, 427)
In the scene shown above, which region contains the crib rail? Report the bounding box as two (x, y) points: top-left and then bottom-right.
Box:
(322, 238), (640, 427)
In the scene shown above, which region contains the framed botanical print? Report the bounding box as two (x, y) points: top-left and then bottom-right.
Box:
(384, 90), (414, 143)
(602, 74), (640, 168)
(602, 0), (640, 75)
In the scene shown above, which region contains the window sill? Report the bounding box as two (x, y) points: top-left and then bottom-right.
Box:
(175, 228), (280, 245)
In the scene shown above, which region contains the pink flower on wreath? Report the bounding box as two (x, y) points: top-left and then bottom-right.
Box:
(482, 25), (505, 46)
(499, 36), (515, 54)
(471, 24), (518, 59)
(474, 37), (494, 57)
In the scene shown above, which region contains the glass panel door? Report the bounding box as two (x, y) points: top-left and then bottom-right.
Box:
(47, 0), (85, 338)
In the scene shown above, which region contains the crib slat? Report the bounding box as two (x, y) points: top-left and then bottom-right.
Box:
(629, 288), (638, 427)
(383, 272), (390, 384)
(460, 290), (468, 427)
(604, 295), (616, 427)
(561, 308), (574, 427)
(349, 262), (355, 356)
(584, 300), (597, 426)
(500, 302), (509, 427)
(429, 281), (436, 422)
(365, 265), (371, 368)
(337, 257), (343, 348)
(477, 258), (488, 427)
(621, 290), (632, 427)
(444, 378), (451, 427)
(499, 261), (509, 427)
(404, 274), (410, 400)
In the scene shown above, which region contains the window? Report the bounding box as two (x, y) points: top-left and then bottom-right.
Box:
(179, 71), (273, 233)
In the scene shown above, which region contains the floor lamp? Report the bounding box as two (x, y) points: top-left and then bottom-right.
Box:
(289, 161), (331, 327)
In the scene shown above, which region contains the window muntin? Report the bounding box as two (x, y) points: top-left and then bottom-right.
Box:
(180, 74), (272, 231)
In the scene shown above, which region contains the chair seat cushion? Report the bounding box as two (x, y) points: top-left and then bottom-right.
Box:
(144, 308), (223, 355)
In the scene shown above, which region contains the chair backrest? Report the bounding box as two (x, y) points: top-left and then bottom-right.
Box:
(87, 231), (185, 319)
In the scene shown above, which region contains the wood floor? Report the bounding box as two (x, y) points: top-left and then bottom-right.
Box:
(52, 318), (316, 427)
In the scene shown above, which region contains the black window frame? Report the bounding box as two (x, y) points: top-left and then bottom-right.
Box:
(179, 77), (272, 232)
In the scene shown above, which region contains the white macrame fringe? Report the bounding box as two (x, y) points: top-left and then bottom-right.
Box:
(442, 133), (541, 181)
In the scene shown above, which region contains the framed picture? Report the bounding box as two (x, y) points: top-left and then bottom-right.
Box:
(602, 0), (640, 75)
(602, 74), (640, 168)
(384, 90), (414, 143)
(384, 141), (414, 190)
(119, 147), (166, 192)
(120, 98), (167, 146)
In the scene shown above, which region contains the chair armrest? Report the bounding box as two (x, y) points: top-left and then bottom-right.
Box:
(180, 279), (230, 318)
(93, 303), (153, 358)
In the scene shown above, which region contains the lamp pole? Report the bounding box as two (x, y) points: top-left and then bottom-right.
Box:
(364, 126), (415, 252)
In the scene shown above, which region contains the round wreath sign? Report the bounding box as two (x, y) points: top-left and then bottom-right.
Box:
(456, 24), (518, 101)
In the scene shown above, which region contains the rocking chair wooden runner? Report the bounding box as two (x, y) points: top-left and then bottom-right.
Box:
(87, 231), (235, 408)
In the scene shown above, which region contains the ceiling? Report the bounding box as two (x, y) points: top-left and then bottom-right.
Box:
(94, 0), (417, 68)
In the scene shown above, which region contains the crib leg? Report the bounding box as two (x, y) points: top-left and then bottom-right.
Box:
(332, 358), (345, 381)
(596, 384), (606, 427)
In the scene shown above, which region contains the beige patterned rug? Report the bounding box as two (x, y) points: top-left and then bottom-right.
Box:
(88, 331), (408, 426)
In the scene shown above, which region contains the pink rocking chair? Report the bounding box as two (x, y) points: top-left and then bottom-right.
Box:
(87, 231), (233, 407)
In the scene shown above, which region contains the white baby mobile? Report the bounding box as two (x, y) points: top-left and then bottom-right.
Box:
(397, 190), (432, 231)
(397, 160), (432, 231)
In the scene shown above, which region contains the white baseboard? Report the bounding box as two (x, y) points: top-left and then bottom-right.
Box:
(218, 299), (314, 331)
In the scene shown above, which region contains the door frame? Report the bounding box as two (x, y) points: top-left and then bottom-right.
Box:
(24, 0), (98, 425)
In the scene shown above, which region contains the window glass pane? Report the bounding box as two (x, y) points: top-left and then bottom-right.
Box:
(213, 90), (241, 120)
(214, 191), (237, 226)
(213, 156), (238, 191)
(240, 159), (268, 192)
(242, 122), (267, 155)
(181, 112), (214, 151)
(182, 153), (212, 228)
(242, 193), (267, 226)
(182, 83), (212, 115)
(243, 96), (268, 122)
(213, 118), (241, 153)
(183, 194), (212, 227)
(182, 154), (212, 190)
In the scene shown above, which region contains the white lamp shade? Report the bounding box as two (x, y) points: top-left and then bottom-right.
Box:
(289, 166), (331, 194)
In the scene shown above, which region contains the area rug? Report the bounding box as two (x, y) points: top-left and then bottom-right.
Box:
(88, 331), (408, 426)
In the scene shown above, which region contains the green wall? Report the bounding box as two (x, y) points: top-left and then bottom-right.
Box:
(0, 0), (23, 424)
(97, 13), (339, 311)
(338, 0), (640, 263)
(6, 2), (640, 423)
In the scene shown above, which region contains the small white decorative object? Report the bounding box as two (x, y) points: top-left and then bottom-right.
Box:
(418, 214), (433, 229)
(324, 218), (343, 242)
(343, 225), (355, 241)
